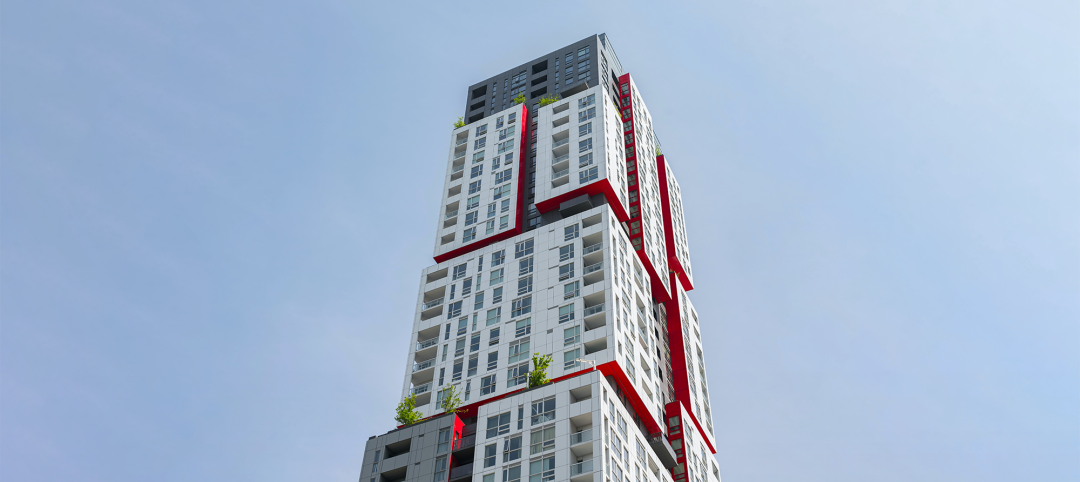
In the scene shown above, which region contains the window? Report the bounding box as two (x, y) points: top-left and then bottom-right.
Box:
(559, 244), (574, 262)
(508, 339), (530, 363)
(453, 264), (468, 280)
(508, 112), (517, 124)
(515, 239), (534, 258)
(455, 337), (466, 357)
(448, 301), (463, 318)
(507, 362), (529, 387)
(580, 166), (598, 183)
(565, 224), (579, 240)
(502, 435), (522, 462)
(469, 180), (482, 194)
(458, 317), (468, 335)
(578, 107), (596, 122)
(512, 297), (532, 317)
(486, 220), (496, 235)
(489, 327), (500, 346)
(468, 354), (479, 376)
(487, 351), (499, 370)
(530, 426), (556, 454)
(473, 151), (486, 163)
(578, 46), (590, 57)
(515, 318), (531, 337)
(517, 275), (533, 295)
(563, 281), (579, 299)
(499, 126), (516, 140)
(564, 348), (581, 369)
(529, 455), (555, 482)
(487, 412), (512, 438)
(471, 165), (484, 179)
(531, 397), (555, 425)
(475, 138), (487, 149)
(452, 359), (463, 381)
(559, 305), (575, 324)
(491, 157), (501, 170)
(490, 268), (504, 285)
(578, 138), (593, 153)
(464, 227), (477, 242)
(471, 333), (481, 353)
(468, 195), (480, 210)
(564, 325), (580, 345)
(518, 257), (533, 276)
(500, 215), (510, 229)
(476, 124), (488, 136)
(492, 250), (505, 266)
(502, 464), (521, 482)
(496, 169), (513, 184)
(474, 292), (485, 310)
(498, 140), (515, 154)
(486, 307), (501, 326)
(579, 152), (593, 168)
(462, 278), (472, 296)
(559, 263), (574, 281)
(493, 287), (504, 303)
(501, 199), (511, 213)
(621, 83), (630, 95)
(434, 456), (448, 482)
(493, 184), (512, 200)
(617, 415), (627, 438)
(579, 122), (592, 136)
(484, 443), (497, 468)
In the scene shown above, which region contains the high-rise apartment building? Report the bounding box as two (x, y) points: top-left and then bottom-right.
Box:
(361, 34), (721, 482)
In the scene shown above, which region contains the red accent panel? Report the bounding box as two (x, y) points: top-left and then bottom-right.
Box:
(680, 399), (716, 454)
(433, 105), (529, 264)
(534, 178), (631, 224)
(656, 155), (694, 292)
(596, 361), (663, 436)
(436, 363), (597, 422)
(665, 272), (691, 411)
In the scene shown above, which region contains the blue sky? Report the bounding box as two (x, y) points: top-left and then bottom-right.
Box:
(2, 0), (1077, 481)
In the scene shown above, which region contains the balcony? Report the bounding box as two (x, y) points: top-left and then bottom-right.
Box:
(412, 382), (432, 395)
(583, 261), (603, 275)
(453, 433), (476, 451)
(413, 358), (435, 373)
(569, 459), (594, 478)
(455, 137), (468, 147)
(453, 150), (466, 160)
(445, 210), (459, 220)
(422, 297), (444, 310)
(582, 243), (602, 255)
(416, 337), (438, 351)
(551, 153), (569, 168)
(448, 462), (473, 482)
(552, 168), (570, 188)
(552, 138), (569, 149)
(583, 303), (604, 318)
(569, 429), (592, 446)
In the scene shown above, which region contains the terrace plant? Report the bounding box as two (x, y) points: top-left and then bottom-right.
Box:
(528, 353), (554, 388)
(538, 94), (561, 106)
(394, 394), (423, 426)
(453, 117), (466, 128)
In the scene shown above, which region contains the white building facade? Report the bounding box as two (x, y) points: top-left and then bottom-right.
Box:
(362, 35), (721, 482)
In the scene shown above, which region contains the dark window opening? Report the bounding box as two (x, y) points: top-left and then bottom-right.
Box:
(531, 75), (547, 86)
(530, 87), (547, 99)
(532, 60), (548, 75)
(472, 86), (488, 99)
(470, 101), (485, 112)
(468, 113), (484, 123)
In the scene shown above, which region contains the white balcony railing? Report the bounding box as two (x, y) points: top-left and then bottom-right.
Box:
(416, 338), (438, 351)
(412, 382), (432, 395)
(582, 243), (603, 255)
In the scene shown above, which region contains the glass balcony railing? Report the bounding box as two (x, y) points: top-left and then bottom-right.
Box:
(422, 297), (444, 310)
(569, 459), (593, 477)
(445, 210), (458, 219)
(412, 382), (432, 395)
(552, 138), (569, 149)
(582, 243), (603, 255)
(569, 429), (592, 445)
(451, 164), (464, 174)
(413, 358), (435, 372)
(583, 261), (603, 275)
(453, 151), (466, 160)
(455, 138), (468, 146)
(553, 169), (569, 179)
(583, 304), (604, 317)
(552, 154), (569, 165)
(416, 338), (438, 351)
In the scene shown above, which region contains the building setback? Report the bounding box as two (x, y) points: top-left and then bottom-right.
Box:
(361, 34), (721, 482)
